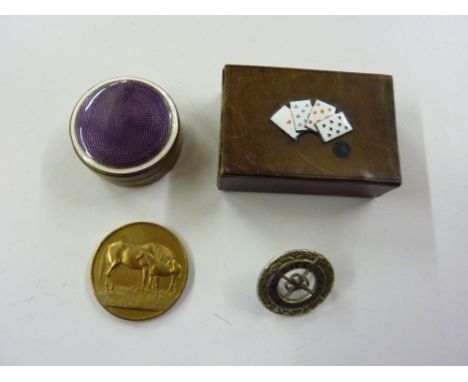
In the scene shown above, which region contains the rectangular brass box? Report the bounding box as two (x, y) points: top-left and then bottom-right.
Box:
(217, 65), (402, 197)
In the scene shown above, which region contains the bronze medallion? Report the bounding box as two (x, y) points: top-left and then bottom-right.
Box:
(257, 249), (334, 316)
(91, 222), (188, 320)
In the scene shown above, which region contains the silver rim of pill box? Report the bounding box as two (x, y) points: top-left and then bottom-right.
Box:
(69, 76), (179, 176)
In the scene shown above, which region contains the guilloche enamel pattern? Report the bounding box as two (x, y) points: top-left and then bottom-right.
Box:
(70, 77), (181, 186)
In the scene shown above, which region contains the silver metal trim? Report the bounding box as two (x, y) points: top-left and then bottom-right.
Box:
(70, 76), (179, 176)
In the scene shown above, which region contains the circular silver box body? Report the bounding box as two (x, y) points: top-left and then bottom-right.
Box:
(70, 77), (181, 186)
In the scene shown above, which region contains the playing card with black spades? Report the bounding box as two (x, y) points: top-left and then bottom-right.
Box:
(315, 111), (353, 143)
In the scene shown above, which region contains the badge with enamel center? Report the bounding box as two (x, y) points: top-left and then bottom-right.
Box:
(257, 250), (334, 316)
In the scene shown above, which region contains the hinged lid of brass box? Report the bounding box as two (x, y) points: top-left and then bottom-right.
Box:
(217, 65), (401, 197)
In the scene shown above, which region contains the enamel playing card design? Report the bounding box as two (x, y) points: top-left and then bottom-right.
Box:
(270, 105), (301, 140)
(315, 112), (353, 142)
(270, 99), (353, 144)
(305, 99), (336, 132)
(289, 100), (312, 132)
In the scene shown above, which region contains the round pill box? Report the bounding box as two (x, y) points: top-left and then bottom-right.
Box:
(70, 77), (181, 186)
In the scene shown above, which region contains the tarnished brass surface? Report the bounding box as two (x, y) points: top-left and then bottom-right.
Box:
(91, 222), (188, 321)
(218, 65), (402, 197)
(257, 250), (334, 316)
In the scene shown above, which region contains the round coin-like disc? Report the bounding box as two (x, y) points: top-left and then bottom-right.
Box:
(257, 249), (334, 316)
(91, 222), (188, 320)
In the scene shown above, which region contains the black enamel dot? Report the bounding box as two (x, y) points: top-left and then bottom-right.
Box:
(332, 141), (352, 159)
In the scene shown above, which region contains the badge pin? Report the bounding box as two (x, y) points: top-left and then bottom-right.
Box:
(257, 249), (334, 316)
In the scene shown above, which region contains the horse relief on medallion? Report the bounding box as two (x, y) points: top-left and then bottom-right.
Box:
(95, 241), (182, 312)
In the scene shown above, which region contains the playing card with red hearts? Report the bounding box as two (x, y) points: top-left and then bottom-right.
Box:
(270, 105), (301, 140)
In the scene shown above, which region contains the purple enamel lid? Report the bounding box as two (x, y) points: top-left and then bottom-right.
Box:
(71, 78), (177, 171)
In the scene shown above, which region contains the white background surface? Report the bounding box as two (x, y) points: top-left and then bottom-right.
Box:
(1, 16), (467, 365)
